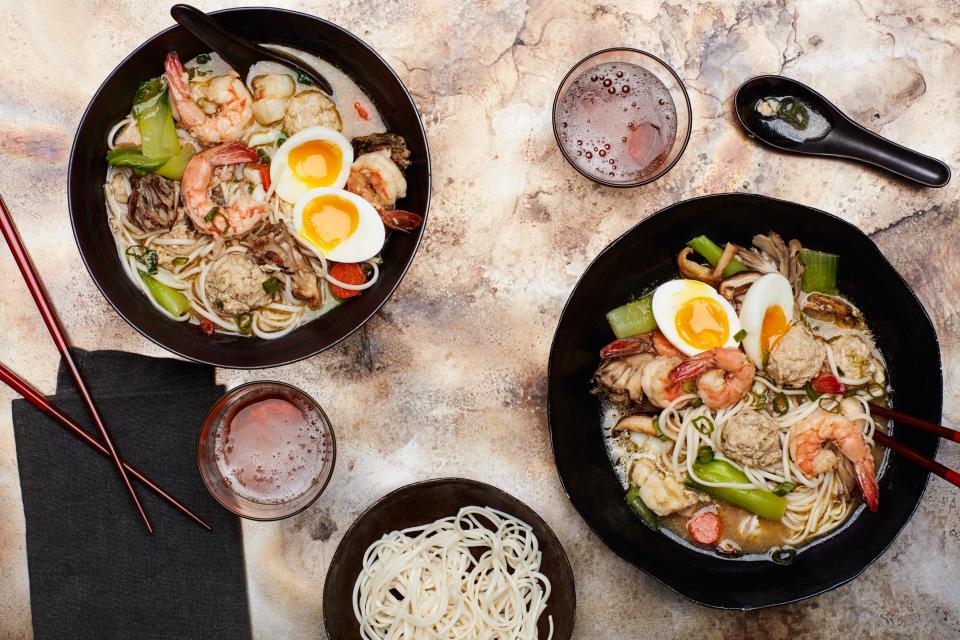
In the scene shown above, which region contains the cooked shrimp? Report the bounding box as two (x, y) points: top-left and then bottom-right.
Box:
(599, 330), (680, 360)
(181, 142), (267, 238)
(164, 51), (253, 145)
(250, 73), (295, 125)
(346, 150), (407, 210)
(789, 409), (879, 511)
(641, 356), (686, 409)
(670, 347), (756, 409)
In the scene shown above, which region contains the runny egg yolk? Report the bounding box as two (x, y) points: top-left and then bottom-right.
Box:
(288, 140), (342, 188)
(761, 305), (790, 352)
(675, 296), (730, 350)
(300, 195), (358, 252)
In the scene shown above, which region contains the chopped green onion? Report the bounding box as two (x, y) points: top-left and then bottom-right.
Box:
(772, 392), (789, 416)
(689, 398), (704, 408)
(143, 249), (158, 274)
(125, 245), (157, 274)
(866, 382), (886, 399)
(195, 53), (211, 64)
(139, 271), (190, 317)
(247, 183), (254, 194)
(211, 212), (229, 235)
(696, 445), (714, 464)
(799, 249), (840, 295)
(262, 277), (280, 294)
(771, 545), (797, 565)
(277, 136), (288, 147)
(295, 70), (315, 85)
(624, 485), (659, 530)
(693, 416), (714, 435)
(818, 397), (841, 413)
(682, 379), (698, 395)
(172, 256), (189, 267)
(804, 382), (821, 402)
(653, 417), (668, 442)
(204, 206), (219, 222)
(761, 350), (770, 367)
(843, 387), (861, 398)
(733, 329), (747, 343)
(236, 313), (253, 334)
(773, 481), (795, 497)
(752, 390), (768, 411)
(686, 235), (748, 277)
(605, 293), (656, 338)
(256, 148), (271, 165)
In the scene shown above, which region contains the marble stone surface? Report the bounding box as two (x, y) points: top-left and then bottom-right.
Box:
(1, 1), (958, 638)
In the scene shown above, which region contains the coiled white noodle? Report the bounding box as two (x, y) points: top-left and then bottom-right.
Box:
(352, 506), (553, 640)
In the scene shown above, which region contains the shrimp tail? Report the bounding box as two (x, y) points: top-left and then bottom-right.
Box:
(600, 334), (653, 360)
(164, 51), (189, 96)
(379, 209), (423, 232)
(855, 461), (879, 512)
(206, 142), (258, 166)
(669, 351), (716, 384)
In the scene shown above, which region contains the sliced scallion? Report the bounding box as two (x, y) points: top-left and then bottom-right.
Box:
(693, 416), (714, 436)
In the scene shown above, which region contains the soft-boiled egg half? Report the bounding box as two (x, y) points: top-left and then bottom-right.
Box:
(293, 187), (384, 263)
(738, 273), (795, 367)
(652, 279), (742, 356)
(271, 126), (353, 203)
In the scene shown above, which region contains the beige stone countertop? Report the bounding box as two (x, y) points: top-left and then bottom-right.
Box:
(1, 1), (958, 638)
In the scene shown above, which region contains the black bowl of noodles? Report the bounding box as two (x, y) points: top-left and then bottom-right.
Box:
(68, 7), (430, 368)
(547, 193), (941, 609)
(324, 478), (576, 639)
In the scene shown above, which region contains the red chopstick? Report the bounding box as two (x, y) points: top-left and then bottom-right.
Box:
(0, 193), (152, 532)
(0, 362), (211, 530)
(869, 402), (960, 444)
(873, 430), (960, 489)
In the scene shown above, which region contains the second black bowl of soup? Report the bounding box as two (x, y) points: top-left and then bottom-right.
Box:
(547, 193), (941, 608)
(69, 7), (430, 368)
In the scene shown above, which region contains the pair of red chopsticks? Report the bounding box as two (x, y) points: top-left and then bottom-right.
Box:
(868, 403), (960, 489)
(0, 193), (209, 532)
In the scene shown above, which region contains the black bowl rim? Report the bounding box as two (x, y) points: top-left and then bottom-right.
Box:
(551, 46), (693, 188)
(195, 379), (337, 521)
(546, 191), (941, 609)
(322, 476), (577, 636)
(68, 6), (432, 369)
(733, 74), (950, 188)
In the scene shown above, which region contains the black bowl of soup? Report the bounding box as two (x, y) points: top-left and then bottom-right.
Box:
(69, 7), (430, 368)
(547, 193), (941, 608)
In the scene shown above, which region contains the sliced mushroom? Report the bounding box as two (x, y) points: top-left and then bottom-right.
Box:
(677, 247), (719, 284)
(787, 239), (804, 293)
(352, 133), (411, 170)
(247, 223), (323, 308)
(719, 271), (762, 302)
(751, 232), (790, 277)
(612, 414), (657, 435)
(128, 173), (181, 231)
(802, 293), (862, 328)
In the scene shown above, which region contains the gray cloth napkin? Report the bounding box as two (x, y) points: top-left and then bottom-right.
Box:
(12, 349), (251, 640)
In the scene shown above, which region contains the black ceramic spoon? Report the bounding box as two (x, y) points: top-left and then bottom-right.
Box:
(170, 4), (334, 96)
(735, 75), (950, 187)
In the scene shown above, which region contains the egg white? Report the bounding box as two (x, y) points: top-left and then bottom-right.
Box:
(738, 273), (795, 367)
(271, 126), (353, 203)
(652, 279), (742, 356)
(293, 187), (384, 263)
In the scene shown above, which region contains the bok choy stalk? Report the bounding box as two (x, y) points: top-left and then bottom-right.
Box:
(139, 271), (190, 317)
(684, 459), (786, 521)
